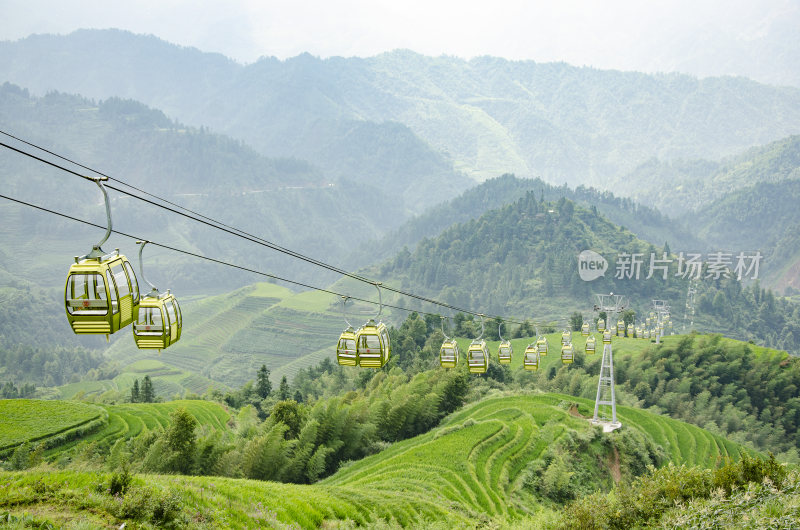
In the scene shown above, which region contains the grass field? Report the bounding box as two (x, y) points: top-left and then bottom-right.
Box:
(0, 393), (751, 528)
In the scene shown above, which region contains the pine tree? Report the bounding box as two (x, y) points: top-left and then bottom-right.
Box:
(164, 408), (197, 474)
(278, 375), (290, 400)
(131, 379), (140, 403)
(256, 365), (272, 398)
(141, 375), (155, 403)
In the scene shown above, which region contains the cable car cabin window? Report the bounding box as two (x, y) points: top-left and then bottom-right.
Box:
(135, 307), (163, 335)
(441, 347), (455, 359)
(105, 271), (119, 314)
(66, 273), (108, 315)
(173, 300), (182, 328)
(123, 261), (139, 303)
(111, 264), (130, 299)
(166, 301), (178, 326)
(361, 334), (381, 351)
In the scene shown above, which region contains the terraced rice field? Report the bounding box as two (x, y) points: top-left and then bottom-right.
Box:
(0, 394), (752, 528)
(0, 399), (232, 457)
(323, 393), (748, 521)
(0, 400), (106, 452)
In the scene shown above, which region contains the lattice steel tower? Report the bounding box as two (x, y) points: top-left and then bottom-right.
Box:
(593, 293), (625, 431)
(651, 299), (671, 344)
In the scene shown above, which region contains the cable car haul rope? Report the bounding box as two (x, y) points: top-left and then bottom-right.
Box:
(0, 130), (650, 369)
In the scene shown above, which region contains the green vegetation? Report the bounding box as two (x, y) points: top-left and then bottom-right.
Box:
(0, 399), (231, 467)
(0, 392), (762, 528)
(559, 453), (793, 529)
(376, 194), (687, 319)
(0, 400), (106, 455)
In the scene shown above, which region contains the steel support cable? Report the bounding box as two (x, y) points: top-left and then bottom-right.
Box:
(0, 192), (525, 323)
(0, 135), (374, 284)
(0, 135), (525, 324)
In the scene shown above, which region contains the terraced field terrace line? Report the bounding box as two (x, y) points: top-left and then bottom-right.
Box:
(467, 419), (509, 514)
(0, 400), (106, 450)
(1, 393), (758, 528)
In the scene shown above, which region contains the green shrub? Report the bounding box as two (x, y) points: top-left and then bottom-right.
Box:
(108, 463), (132, 496)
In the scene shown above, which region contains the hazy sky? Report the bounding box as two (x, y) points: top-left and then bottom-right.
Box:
(1, 0), (797, 80)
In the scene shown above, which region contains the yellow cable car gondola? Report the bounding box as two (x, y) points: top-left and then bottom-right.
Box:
(468, 340), (489, 373)
(467, 315), (489, 374)
(581, 322), (590, 336)
(64, 179), (139, 337)
(440, 339), (459, 368)
(131, 241), (182, 352)
(597, 318), (605, 332)
(536, 336), (548, 356)
(561, 342), (574, 364)
(497, 321), (512, 364)
(627, 324), (634, 337)
(336, 296), (358, 366)
(355, 284), (391, 368)
(498, 340), (512, 364)
(439, 316), (459, 368)
(602, 330), (612, 344)
(561, 329), (571, 345)
(617, 320), (625, 336)
(585, 335), (596, 354)
(523, 343), (540, 370)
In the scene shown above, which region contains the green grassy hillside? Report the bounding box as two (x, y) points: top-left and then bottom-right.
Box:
(0, 393), (750, 528)
(0, 399), (231, 460)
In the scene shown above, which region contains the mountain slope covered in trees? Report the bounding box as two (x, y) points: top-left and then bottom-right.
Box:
(374, 193), (687, 320)
(351, 174), (701, 271)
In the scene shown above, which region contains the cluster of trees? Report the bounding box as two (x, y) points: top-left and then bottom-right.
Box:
(0, 381), (36, 398)
(560, 453), (789, 529)
(615, 333), (800, 458)
(524, 423), (664, 505)
(0, 342), (108, 389)
(110, 366), (469, 484)
(380, 195), (688, 319)
(129, 376), (156, 403)
(695, 277), (800, 355)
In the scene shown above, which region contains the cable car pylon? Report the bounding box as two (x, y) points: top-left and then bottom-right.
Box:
(592, 293), (624, 432)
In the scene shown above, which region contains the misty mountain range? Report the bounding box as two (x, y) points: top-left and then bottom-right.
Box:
(2, 29), (800, 192)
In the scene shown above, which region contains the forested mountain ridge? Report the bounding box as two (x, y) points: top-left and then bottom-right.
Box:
(2, 29), (800, 189)
(373, 192), (688, 320)
(349, 173), (701, 270)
